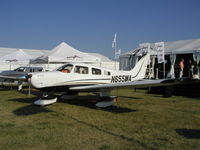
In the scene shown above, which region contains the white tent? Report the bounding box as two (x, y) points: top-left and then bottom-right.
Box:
(31, 42), (101, 63)
(0, 49), (33, 64)
(120, 38), (200, 78)
(88, 53), (113, 62)
(0, 47), (48, 58)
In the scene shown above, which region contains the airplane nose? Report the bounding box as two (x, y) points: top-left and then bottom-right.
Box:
(28, 74), (40, 88)
(29, 73), (47, 88)
(28, 72), (63, 88)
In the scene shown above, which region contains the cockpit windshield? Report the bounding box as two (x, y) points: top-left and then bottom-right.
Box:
(57, 64), (73, 73)
(14, 67), (25, 72)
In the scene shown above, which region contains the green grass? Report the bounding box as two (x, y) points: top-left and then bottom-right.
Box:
(0, 89), (200, 150)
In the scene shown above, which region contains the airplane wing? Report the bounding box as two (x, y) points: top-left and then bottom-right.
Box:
(0, 75), (27, 81)
(69, 78), (180, 92)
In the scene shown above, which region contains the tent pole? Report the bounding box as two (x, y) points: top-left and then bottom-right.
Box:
(156, 68), (159, 79)
(48, 57), (50, 71)
(9, 62), (11, 70)
(163, 62), (165, 78)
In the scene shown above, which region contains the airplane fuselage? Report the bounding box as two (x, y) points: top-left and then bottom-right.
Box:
(28, 54), (149, 92)
(29, 66), (132, 90)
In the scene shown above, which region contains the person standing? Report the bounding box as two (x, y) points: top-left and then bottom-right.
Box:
(188, 60), (194, 78)
(179, 59), (184, 78)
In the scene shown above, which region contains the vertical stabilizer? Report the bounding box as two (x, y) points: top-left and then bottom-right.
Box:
(129, 54), (149, 81)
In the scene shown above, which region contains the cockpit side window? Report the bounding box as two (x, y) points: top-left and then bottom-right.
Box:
(92, 68), (101, 75)
(57, 64), (73, 73)
(15, 67), (25, 72)
(74, 66), (88, 74)
(29, 68), (34, 72)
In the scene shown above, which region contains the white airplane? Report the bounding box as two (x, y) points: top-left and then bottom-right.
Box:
(25, 53), (178, 107)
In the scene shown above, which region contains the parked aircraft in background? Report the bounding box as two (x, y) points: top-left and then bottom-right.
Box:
(0, 66), (43, 90)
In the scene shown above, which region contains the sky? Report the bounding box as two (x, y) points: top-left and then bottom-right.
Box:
(0, 0), (200, 58)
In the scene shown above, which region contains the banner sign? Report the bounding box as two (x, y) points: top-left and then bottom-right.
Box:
(155, 42), (165, 63)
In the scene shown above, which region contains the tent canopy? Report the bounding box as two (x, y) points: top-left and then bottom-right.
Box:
(164, 39), (200, 54)
(88, 53), (113, 62)
(31, 42), (101, 63)
(0, 49), (32, 64)
(120, 38), (200, 58)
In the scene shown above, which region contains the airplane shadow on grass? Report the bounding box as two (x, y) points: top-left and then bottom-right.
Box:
(61, 96), (137, 114)
(176, 129), (200, 139)
(10, 98), (149, 149)
(13, 105), (53, 116)
(10, 95), (137, 115)
(9, 97), (53, 116)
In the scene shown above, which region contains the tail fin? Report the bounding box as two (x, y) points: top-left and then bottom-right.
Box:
(129, 54), (149, 81)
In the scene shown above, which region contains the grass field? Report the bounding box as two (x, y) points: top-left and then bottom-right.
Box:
(0, 89), (200, 150)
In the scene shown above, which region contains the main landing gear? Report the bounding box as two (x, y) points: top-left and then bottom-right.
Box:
(34, 93), (57, 106)
(95, 96), (118, 108)
(59, 94), (118, 108)
(33, 92), (118, 108)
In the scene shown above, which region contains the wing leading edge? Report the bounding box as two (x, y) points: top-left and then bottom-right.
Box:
(0, 75), (27, 81)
